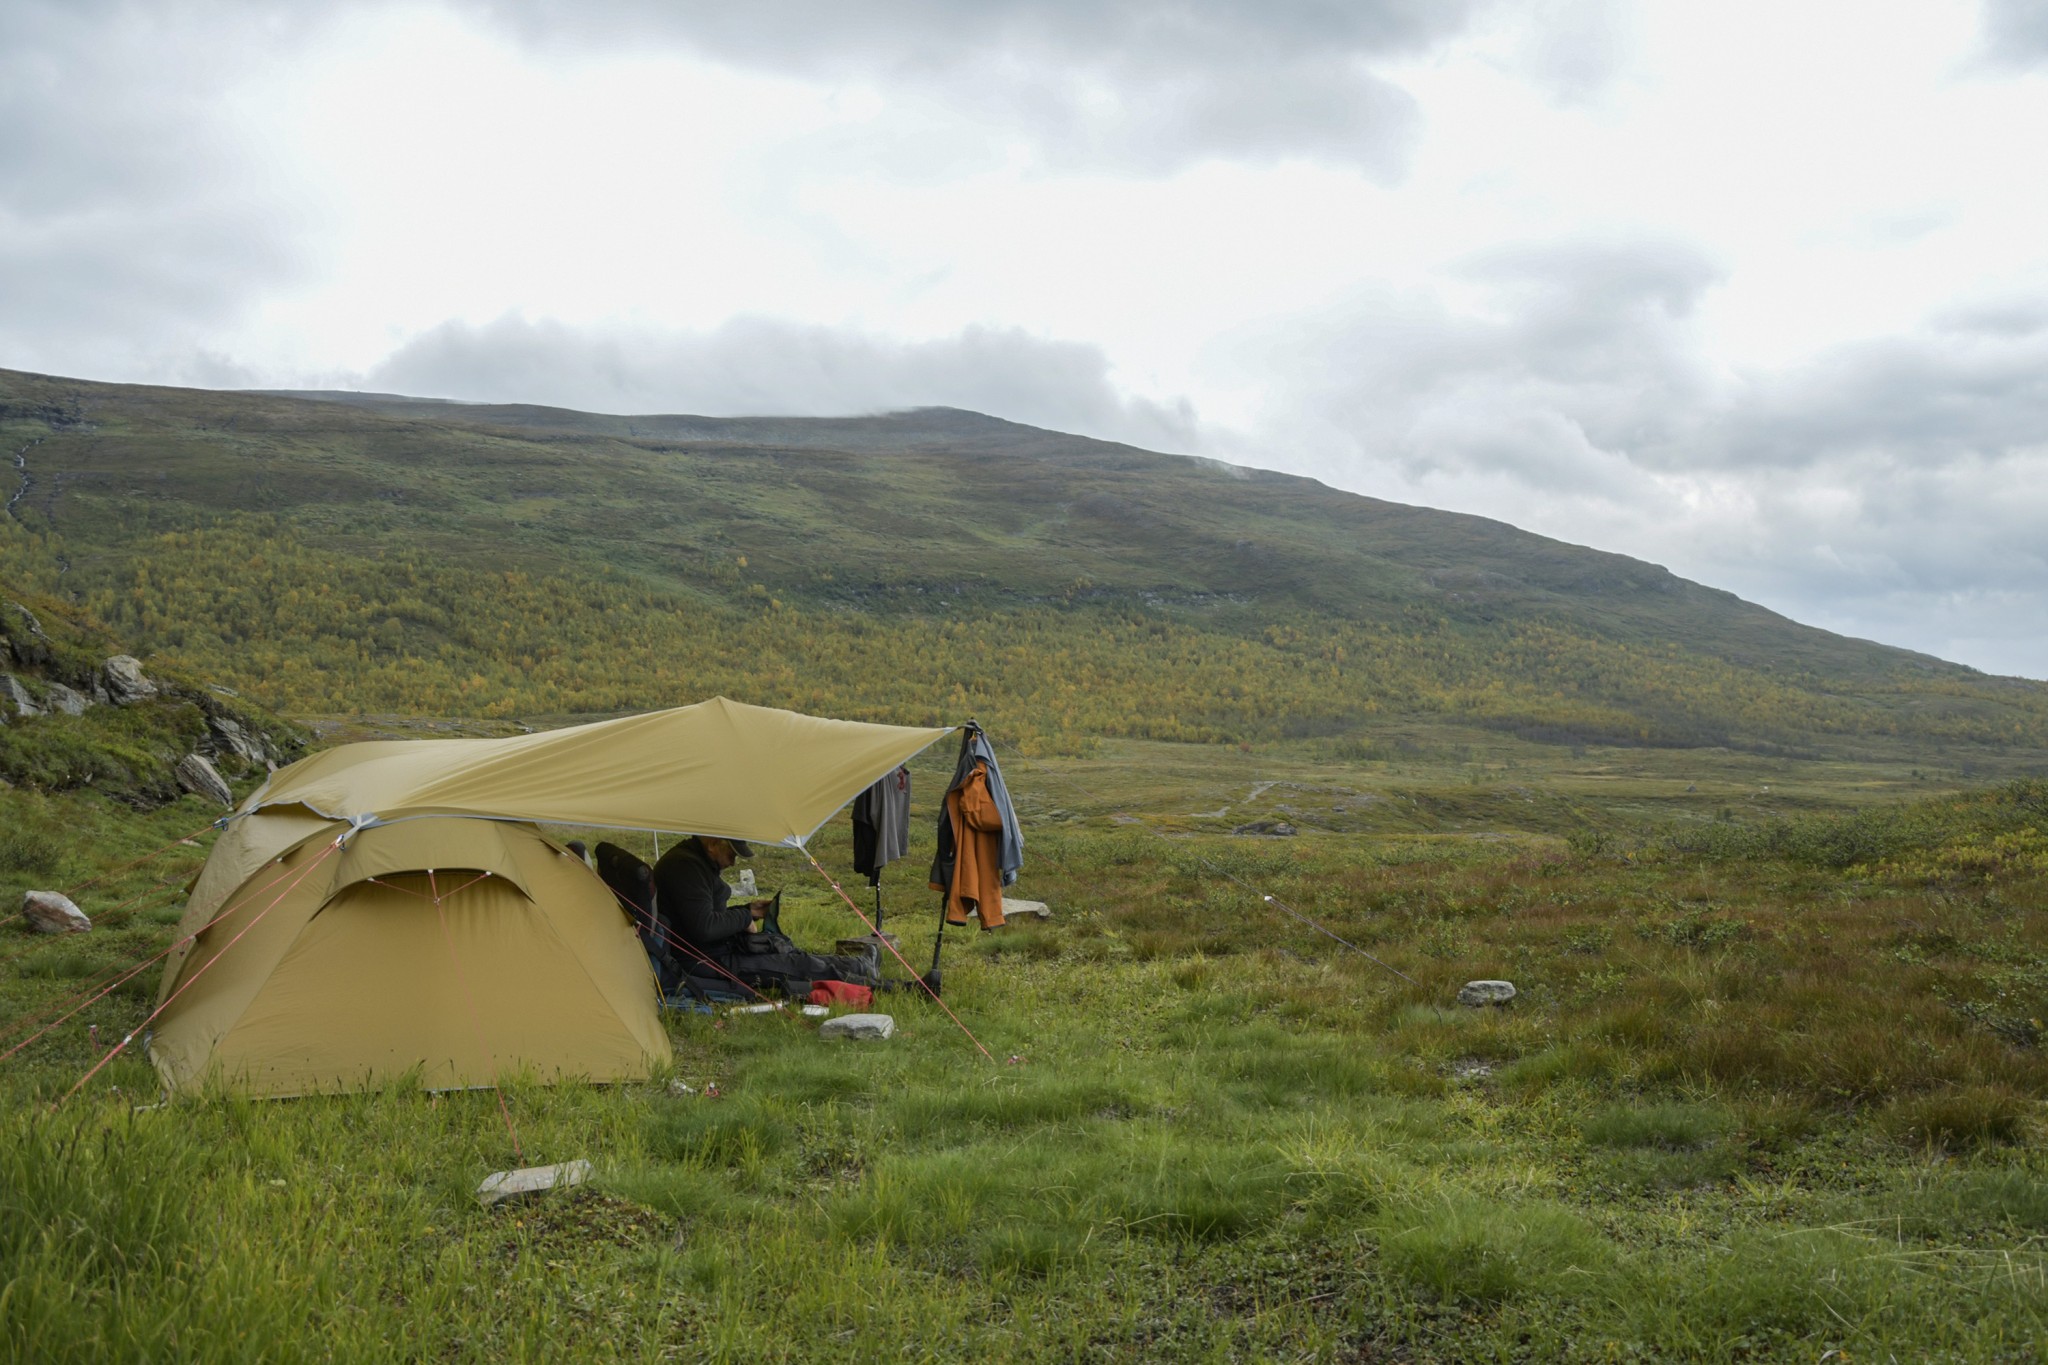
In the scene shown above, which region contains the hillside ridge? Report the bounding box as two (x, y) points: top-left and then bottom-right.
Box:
(1, 366), (2041, 759)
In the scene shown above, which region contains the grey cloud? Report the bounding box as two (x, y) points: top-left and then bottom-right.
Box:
(1981, 0), (2048, 65)
(0, 1), (320, 374)
(457, 0), (1485, 176)
(1235, 234), (1721, 487)
(1492, 0), (1640, 106)
(365, 314), (1202, 452)
(1721, 315), (2048, 470)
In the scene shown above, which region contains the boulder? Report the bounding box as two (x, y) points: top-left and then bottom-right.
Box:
(175, 753), (234, 808)
(1, 674), (39, 717)
(44, 682), (90, 716)
(1457, 980), (1517, 1008)
(1232, 819), (1297, 837)
(819, 1013), (895, 1041)
(101, 655), (157, 705)
(23, 890), (91, 935)
(1004, 899), (1052, 920)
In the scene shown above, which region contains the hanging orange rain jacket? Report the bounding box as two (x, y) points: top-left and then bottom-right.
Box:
(933, 761), (1006, 929)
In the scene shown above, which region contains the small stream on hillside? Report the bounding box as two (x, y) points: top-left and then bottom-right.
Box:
(6, 436), (40, 516)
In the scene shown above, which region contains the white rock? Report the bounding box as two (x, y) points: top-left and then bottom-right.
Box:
(102, 655), (158, 705)
(175, 753), (234, 808)
(1005, 899), (1052, 920)
(475, 1158), (591, 1207)
(1457, 980), (1517, 1007)
(23, 890), (91, 935)
(820, 1013), (895, 1041)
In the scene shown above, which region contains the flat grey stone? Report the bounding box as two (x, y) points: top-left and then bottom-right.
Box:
(23, 890), (91, 934)
(1005, 899), (1052, 920)
(1457, 980), (1517, 1007)
(476, 1158), (591, 1207)
(102, 655), (157, 705)
(819, 1012), (895, 1041)
(175, 753), (234, 808)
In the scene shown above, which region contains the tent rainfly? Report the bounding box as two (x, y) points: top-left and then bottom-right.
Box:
(149, 697), (955, 1097)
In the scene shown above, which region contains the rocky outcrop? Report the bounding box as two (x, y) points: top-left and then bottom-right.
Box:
(202, 709), (285, 768)
(1, 673), (38, 717)
(101, 655), (157, 705)
(175, 753), (234, 808)
(44, 681), (89, 716)
(0, 589), (306, 805)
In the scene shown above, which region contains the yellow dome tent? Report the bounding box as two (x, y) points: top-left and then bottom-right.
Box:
(149, 698), (955, 1097)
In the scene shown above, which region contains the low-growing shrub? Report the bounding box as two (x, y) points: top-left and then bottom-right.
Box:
(1372, 1195), (1612, 1305)
(1583, 1101), (1734, 1150)
(1885, 1085), (2032, 1151)
(0, 825), (65, 876)
(646, 1103), (794, 1168)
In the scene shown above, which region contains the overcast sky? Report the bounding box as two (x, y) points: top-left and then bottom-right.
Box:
(5, 1), (2046, 678)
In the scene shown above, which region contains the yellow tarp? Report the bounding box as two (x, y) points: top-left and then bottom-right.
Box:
(245, 696), (955, 846)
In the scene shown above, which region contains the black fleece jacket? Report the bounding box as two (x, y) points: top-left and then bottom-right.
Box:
(652, 841), (753, 950)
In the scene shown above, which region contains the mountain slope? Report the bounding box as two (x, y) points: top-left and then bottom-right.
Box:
(2, 367), (2043, 757)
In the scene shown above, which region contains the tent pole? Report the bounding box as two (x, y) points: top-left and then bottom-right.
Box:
(873, 883), (885, 936)
(925, 896), (948, 994)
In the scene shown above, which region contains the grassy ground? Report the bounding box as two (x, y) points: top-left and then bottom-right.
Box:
(5, 742), (2048, 1360)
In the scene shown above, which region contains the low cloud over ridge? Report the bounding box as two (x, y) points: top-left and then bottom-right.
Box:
(367, 314), (1201, 452)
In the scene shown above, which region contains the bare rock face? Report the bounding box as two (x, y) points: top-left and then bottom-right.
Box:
(175, 753), (234, 808)
(102, 655), (158, 705)
(44, 681), (90, 716)
(23, 890), (91, 934)
(1, 674), (39, 718)
(5, 604), (53, 668)
(1457, 980), (1518, 1008)
(207, 713), (267, 766)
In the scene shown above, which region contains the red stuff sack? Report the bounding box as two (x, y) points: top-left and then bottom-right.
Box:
(808, 980), (873, 1009)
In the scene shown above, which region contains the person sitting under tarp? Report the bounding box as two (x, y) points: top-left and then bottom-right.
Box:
(650, 835), (881, 999)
